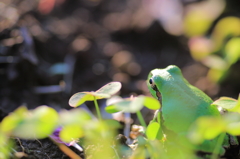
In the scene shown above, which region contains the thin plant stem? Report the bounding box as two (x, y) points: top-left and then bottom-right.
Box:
(157, 111), (161, 123)
(211, 133), (225, 159)
(111, 145), (120, 159)
(136, 110), (147, 128)
(93, 96), (102, 120)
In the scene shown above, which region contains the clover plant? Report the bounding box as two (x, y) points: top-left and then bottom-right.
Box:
(105, 95), (160, 126)
(69, 82), (122, 119)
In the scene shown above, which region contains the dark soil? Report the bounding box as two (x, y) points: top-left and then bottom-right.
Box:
(14, 138), (83, 159)
(1, 0), (240, 158)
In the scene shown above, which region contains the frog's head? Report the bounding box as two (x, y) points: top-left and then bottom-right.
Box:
(147, 65), (183, 101)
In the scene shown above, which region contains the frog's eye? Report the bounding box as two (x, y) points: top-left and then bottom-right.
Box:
(149, 78), (155, 88)
(149, 78), (153, 85)
(149, 78), (162, 102)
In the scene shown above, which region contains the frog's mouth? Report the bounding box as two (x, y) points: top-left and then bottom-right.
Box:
(151, 84), (162, 104)
(153, 85), (162, 104)
(149, 78), (162, 104)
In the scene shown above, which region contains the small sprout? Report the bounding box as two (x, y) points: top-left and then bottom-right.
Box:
(54, 109), (92, 151)
(213, 96), (239, 111)
(69, 82), (122, 107)
(69, 82), (121, 120)
(69, 92), (109, 107)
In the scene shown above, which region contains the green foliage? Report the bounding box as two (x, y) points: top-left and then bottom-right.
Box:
(0, 81), (240, 159)
(223, 113), (240, 135)
(188, 96), (240, 158)
(189, 116), (225, 144)
(146, 121), (162, 140)
(59, 108), (92, 126)
(59, 109), (96, 143)
(188, 16), (240, 83)
(60, 125), (84, 143)
(83, 120), (119, 159)
(0, 106), (58, 139)
(225, 37), (240, 64)
(0, 132), (12, 159)
(105, 95), (160, 113)
(105, 95), (160, 128)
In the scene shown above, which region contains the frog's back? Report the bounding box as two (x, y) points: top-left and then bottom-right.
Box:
(150, 65), (220, 133)
(162, 84), (219, 133)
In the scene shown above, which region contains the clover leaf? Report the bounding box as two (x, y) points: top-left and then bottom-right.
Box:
(0, 106), (58, 139)
(69, 82), (121, 107)
(105, 95), (160, 113)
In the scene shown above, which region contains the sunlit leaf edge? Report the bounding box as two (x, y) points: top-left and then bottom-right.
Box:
(96, 82), (122, 96)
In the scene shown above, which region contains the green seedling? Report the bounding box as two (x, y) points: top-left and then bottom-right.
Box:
(0, 106), (58, 139)
(50, 109), (94, 153)
(83, 120), (121, 159)
(213, 95), (240, 112)
(58, 108), (92, 143)
(69, 82), (122, 119)
(105, 95), (160, 128)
